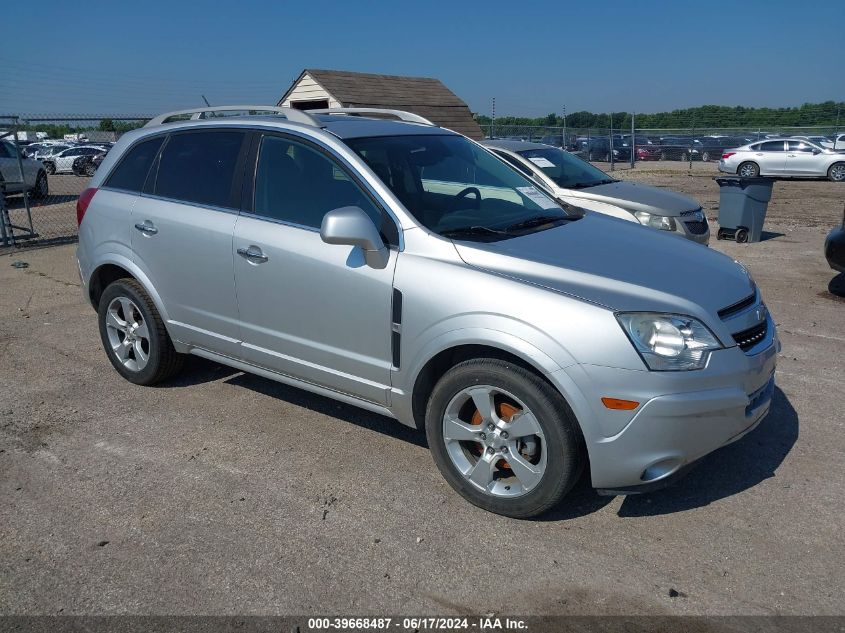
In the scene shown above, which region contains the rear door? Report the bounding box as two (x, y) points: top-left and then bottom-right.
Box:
(785, 140), (824, 176)
(131, 128), (248, 357)
(754, 141), (787, 175)
(232, 132), (398, 404)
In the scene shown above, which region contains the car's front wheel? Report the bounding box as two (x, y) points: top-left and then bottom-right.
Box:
(98, 279), (183, 385)
(31, 170), (48, 199)
(425, 359), (584, 518)
(828, 162), (845, 182)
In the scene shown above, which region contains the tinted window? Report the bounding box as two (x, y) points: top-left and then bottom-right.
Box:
(105, 136), (164, 193)
(760, 141), (785, 152)
(253, 135), (383, 231)
(155, 130), (245, 208)
(0, 142), (11, 158)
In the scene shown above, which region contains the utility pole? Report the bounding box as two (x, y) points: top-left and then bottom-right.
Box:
(562, 105), (567, 148)
(630, 112), (636, 168)
(609, 112), (614, 172)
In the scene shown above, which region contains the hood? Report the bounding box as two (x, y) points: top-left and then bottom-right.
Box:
(453, 213), (754, 319)
(561, 181), (700, 217)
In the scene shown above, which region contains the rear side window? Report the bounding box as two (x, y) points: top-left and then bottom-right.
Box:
(105, 136), (164, 193)
(760, 141), (785, 152)
(155, 130), (246, 209)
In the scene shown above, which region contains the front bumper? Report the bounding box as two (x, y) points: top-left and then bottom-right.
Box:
(556, 319), (779, 491)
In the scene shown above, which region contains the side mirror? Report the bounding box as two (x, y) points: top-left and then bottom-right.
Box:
(320, 206), (389, 269)
(812, 149), (821, 155)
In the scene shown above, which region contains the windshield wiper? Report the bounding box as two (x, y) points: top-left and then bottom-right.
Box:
(568, 179), (615, 189)
(440, 225), (510, 239)
(505, 215), (567, 233)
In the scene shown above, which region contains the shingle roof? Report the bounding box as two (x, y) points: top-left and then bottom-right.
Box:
(279, 69), (483, 140)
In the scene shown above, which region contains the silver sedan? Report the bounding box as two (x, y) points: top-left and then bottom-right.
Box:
(719, 138), (845, 181)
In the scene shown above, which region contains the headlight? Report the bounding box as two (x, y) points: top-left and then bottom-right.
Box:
(616, 313), (723, 371)
(633, 210), (676, 231)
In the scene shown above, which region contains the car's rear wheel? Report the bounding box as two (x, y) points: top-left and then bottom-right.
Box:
(425, 359), (583, 518)
(98, 279), (183, 385)
(702, 151), (711, 162)
(828, 163), (845, 182)
(738, 161), (760, 178)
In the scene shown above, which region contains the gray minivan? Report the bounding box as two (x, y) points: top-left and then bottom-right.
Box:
(76, 106), (778, 518)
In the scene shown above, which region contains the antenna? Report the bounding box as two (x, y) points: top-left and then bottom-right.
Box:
(201, 95), (211, 107)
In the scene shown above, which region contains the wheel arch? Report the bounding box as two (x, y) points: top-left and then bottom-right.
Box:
(87, 256), (170, 325)
(406, 336), (566, 433)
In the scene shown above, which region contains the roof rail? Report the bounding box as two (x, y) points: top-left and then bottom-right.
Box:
(307, 108), (434, 126)
(143, 105), (323, 128)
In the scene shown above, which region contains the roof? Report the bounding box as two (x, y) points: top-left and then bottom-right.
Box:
(482, 140), (556, 152)
(279, 69), (484, 140)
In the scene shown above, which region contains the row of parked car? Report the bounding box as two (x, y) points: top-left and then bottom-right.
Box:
(503, 132), (845, 163)
(22, 140), (111, 176)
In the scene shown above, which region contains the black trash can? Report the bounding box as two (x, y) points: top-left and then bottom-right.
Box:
(714, 176), (774, 243)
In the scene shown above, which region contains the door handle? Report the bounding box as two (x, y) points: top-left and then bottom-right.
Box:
(237, 246), (269, 263)
(134, 221), (158, 235)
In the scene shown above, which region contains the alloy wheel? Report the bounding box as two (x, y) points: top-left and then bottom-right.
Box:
(105, 296), (151, 372)
(830, 164), (845, 182)
(739, 163), (758, 177)
(442, 385), (546, 498)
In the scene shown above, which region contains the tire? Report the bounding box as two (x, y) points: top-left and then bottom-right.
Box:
(424, 358), (584, 518)
(30, 171), (48, 199)
(735, 228), (749, 243)
(44, 161), (56, 175)
(738, 162), (759, 178)
(702, 151), (711, 162)
(97, 279), (183, 386)
(85, 163), (97, 177)
(680, 152), (689, 162)
(828, 162), (845, 182)
(588, 151), (594, 161)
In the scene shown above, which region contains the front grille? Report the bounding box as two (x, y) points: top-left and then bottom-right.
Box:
(684, 220), (709, 235)
(733, 321), (767, 351)
(718, 292), (756, 319)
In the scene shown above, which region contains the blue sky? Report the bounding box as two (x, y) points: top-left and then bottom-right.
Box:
(2, 0), (843, 116)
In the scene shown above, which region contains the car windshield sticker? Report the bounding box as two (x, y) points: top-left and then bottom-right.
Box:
(528, 157), (556, 168)
(517, 186), (559, 210)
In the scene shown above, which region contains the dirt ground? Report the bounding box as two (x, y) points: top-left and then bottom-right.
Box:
(0, 166), (843, 617)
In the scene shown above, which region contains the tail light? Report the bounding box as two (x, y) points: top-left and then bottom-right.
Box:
(76, 187), (98, 226)
(722, 152), (736, 159)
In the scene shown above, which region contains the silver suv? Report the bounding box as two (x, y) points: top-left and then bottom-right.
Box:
(76, 106), (778, 518)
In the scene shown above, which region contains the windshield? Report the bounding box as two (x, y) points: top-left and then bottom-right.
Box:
(345, 134), (576, 240)
(516, 147), (614, 189)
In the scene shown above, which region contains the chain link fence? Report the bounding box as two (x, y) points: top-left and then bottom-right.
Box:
(1, 115), (149, 252)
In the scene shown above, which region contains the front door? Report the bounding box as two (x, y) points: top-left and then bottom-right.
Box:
(233, 133), (398, 405)
(131, 128), (248, 357)
(784, 140), (823, 176)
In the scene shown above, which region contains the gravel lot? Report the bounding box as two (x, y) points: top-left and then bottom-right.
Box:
(1, 170), (843, 616)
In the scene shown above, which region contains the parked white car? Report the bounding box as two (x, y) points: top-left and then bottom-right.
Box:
(820, 133), (845, 151)
(43, 146), (109, 175)
(483, 140), (709, 243)
(0, 140), (49, 198)
(718, 138), (845, 181)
